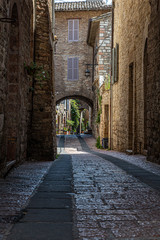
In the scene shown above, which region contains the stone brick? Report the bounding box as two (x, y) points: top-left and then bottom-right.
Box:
(0, 0), (34, 176)
(55, 9), (109, 107)
(112, 0), (151, 154)
(28, 0), (57, 161)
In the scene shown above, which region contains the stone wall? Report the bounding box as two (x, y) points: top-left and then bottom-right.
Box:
(147, 0), (160, 163)
(29, 0), (56, 161)
(0, 0), (9, 171)
(54, 10), (108, 108)
(112, 0), (151, 154)
(0, 0), (34, 176)
(87, 12), (112, 143)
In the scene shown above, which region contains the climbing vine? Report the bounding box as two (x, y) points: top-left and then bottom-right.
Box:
(96, 89), (102, 124)
(104, 73), (111, 90)
(24, 62), (49, 91)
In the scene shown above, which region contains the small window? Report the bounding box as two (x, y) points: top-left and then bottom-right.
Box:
(67, 57), (79, 81)
(112, 43), (119, 84)
(68, 19), (79, 42)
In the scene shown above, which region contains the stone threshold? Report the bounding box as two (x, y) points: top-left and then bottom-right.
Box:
(4, 160), (16, 177)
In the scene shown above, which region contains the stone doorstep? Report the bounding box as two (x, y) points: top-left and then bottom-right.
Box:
(126, 149), (133, 155)
(3, 160), (16, 177)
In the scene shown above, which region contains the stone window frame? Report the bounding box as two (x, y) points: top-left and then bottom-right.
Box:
(67, 57), (79, 81)
(68, 19), (79, 42)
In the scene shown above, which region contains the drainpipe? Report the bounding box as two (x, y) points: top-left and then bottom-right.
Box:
(110, 0), (114, 150)
(52, 0), (55, 37)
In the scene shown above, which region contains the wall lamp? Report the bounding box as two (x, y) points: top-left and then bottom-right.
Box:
(85, 63), (98, 77)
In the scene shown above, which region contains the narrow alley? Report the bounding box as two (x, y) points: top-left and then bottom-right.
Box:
(1, 135), (160, 240)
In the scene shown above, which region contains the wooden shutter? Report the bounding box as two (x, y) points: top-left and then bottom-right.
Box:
(68, 58), (73, 80)
(68, 20), (73, 41)
(74, 20), (79, 41)
(73, 57), (79, 80)
(68, 57), (79, 81)
(112, 43), (119, 84)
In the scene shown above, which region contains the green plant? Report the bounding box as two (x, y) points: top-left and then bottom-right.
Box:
(96, 110), (101, 124)
(63, 127), (67, 131)
(66, 119), (74, 127)
(71, 100), (80, 131)
(104, 74), (111, 90)
(96, 89), (102, 124)
(81, 121), (85, 131)
(56, 154), (60, 159)
(96, 136), (103, 149)
(24, 62), (49, 89)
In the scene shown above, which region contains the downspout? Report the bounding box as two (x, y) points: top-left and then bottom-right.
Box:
(92, 46), (95, 84)
(52, 0), (55, 36)
(52, 0), (57, 156)
(110, 0), (114, 150)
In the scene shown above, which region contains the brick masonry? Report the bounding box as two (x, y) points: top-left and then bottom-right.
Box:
(28, 0), (57, 161)
(0, 0), (57, 176)
(0, 0), (34, 176)
(54, 9), (109, 107)
(112, 0), (151, 154)
(87, 13), (112, 143)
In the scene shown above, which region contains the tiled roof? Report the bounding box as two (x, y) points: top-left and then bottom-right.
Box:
(55, 1), (110, 11)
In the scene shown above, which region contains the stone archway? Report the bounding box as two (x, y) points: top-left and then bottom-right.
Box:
(6, 3), (20, 162)
(56, 95), (93, 135)
(56, 94), (93, 108)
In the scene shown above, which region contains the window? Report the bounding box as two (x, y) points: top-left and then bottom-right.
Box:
(67, 57), (79, 81)
(112, 43), (119, 83)
(68, 19), (79, 42)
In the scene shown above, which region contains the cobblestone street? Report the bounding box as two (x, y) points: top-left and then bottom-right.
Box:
(67, 135), (160, 239)
(1, 135), (160, 239)
(0, 162), (52, 240)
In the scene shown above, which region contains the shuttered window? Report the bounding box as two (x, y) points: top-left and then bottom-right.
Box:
(67, 57), (79, 81)
(112, 43), (119, 84)
(68, 19), (79, 42)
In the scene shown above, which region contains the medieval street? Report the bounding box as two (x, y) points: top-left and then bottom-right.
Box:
(0, 0), (160, 239)
(0, 135), (160, 240)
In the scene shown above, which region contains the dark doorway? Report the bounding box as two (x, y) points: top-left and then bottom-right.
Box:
(128, 63), (134, 150)
(144, 39), (148, 150)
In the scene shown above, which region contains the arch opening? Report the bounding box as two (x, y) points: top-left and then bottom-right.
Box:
(56, 95), (93, 108)
(56, 98), (93, 136)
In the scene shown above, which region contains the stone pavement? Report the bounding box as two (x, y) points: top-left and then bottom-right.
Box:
(5, 136), (75, 240)
(0, 161), (52, 240)
(1, 134), (160, 239)
(65, 135), (160, 239)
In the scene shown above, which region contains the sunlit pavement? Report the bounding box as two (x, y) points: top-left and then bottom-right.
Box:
(65, 135), (160, 239)
(1, 135), (160, 239)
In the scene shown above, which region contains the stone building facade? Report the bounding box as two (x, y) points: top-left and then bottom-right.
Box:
(112, 0), (160, 163)
(87, 12), (112, 145)
(147, 0), (160, 163)
(28, 0), (57, 161)
(54, 1), (111, 124)
(0, 0), (34, 176)
(0, 0), (56, 177)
